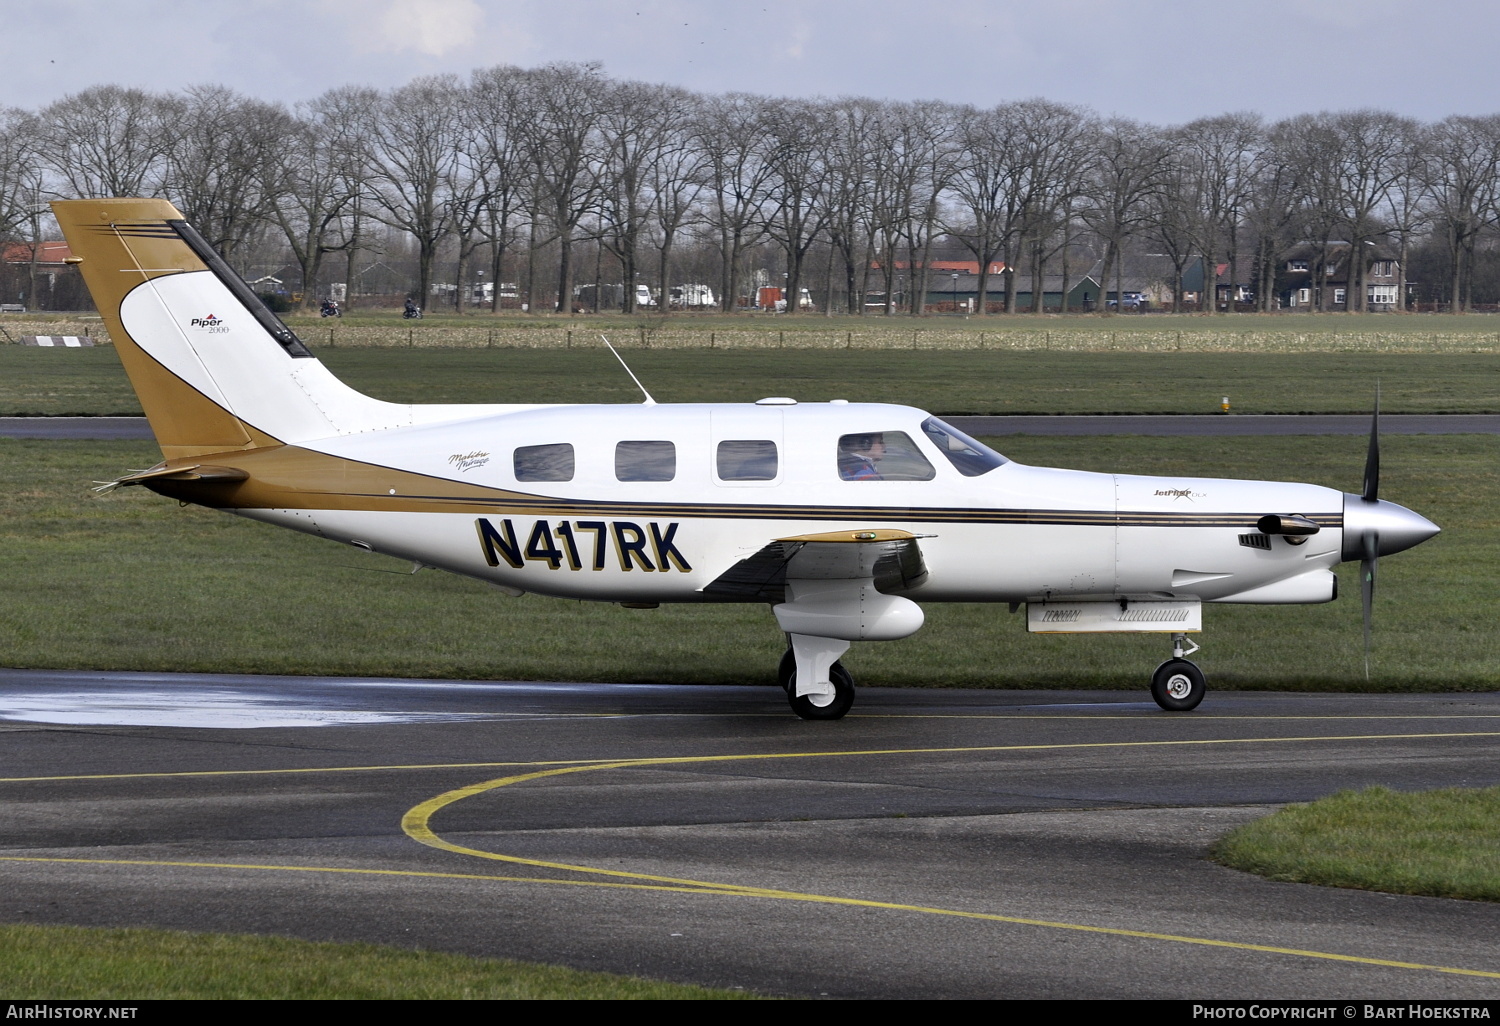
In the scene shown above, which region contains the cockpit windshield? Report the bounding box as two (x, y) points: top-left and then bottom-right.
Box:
(920, 417), (1009, 477)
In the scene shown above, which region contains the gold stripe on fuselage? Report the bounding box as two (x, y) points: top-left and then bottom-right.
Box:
(140, 443), (1343, 530)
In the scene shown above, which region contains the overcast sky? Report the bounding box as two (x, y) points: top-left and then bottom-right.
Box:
(8, 0), (1497, 124)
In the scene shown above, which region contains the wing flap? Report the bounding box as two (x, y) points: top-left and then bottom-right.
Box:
(702, 530), (929, 601)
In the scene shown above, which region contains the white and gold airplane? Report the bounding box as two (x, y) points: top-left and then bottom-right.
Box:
(54, 198), (1440, 719)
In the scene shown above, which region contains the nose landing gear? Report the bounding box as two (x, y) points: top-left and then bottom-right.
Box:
(1150, 633), (1205, 711)
(779, 646), (856, 720)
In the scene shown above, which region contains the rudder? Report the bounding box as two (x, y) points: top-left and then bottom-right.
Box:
(54, 198), (404, 460)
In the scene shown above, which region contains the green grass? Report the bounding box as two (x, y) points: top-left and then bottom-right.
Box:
(17, 307), (1500, 336)
(0, 923), (756, 999)
(1212, 787), (1500, 902)
(276, 309), (1500, 331)
(4, 345), (1500, 415)
(0, 433), (1491, 690)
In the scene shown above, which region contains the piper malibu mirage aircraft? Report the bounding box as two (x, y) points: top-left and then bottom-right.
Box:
(55, 198), (1440, 719)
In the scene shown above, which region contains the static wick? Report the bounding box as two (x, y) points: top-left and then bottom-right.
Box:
(601, 334), (657, 405)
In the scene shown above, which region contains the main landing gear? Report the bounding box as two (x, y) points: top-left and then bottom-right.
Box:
(779, 647), (855, 721)
(1150, 633), (1205, 711)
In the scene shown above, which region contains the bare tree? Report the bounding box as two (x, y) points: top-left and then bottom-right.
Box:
(696, 93), (776, 312)
(520, 63), (608, 314)
(1177, 113), (1262, 313)
(647, 90), (707, 317)
(162, 85), (290, 268)
(859, 102), (948, 315)
(369, 75), (465, 307)
(1243, 121), (1304, 312)
(896, 102), (958, 316)
(1147, 150), (1199, 310)
(1424, 115), (1500, 312)
(0, 109), (40, 239)
(468, 66), (529, 314)
(41, 85), (174, 199)
(761, 97), (831, 316)
(597, 80), (687, 312)
(945, 103), (1027, 314)
(819, 98), (882, 315)
(1323, 110), (1418, 312)
(1383, 123), (1429, 312)
(1083, 118), (1169, 315)
(445, 82), (499, 314)
(1277, 114), (1347, 311)
(266, 86), (375, 311)
(1014, 101), (1094, 314)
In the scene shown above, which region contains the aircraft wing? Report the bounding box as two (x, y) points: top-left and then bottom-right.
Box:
(702, 529), (929, 602)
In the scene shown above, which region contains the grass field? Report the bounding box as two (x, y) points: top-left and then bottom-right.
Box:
(4, 344), (1499, 415)
(1, 433), (1491, 690)
(0, 923), (757, 999)
(1213, 787), (1500, 902)
(11, 308), (1500, 359)
(15, 307), (1500, 339)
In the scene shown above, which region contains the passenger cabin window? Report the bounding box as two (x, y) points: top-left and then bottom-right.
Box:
(513, 443), (574, 482)
(717, 439), (778, 481)
(921, 417), (1008, 477)
(615, 440), (676, 481)
(837, 431), (935, 481)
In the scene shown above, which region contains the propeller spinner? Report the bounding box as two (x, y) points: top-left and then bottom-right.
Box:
(1341, 390), (1440, 678)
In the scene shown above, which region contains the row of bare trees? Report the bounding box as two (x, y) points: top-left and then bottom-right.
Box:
(10, 64), (1500, 313)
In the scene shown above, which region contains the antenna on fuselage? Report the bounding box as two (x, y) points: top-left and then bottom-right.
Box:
(600, 334), (657, 405)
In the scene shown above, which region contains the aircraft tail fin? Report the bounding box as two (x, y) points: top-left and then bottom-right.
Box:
(53, 198), (413, 460)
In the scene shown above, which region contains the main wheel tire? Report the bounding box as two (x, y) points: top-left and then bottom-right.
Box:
(778, 648), (796, 693)
(787, 661), (855, 720)
(1150, 659), (1206, 712)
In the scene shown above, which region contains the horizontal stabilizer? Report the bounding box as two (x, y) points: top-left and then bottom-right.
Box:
(94, 462), (249, 493)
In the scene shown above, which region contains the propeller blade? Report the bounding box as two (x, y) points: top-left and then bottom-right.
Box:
(1361, 530), (1379, 681)
(1362, 384), (1381, 502)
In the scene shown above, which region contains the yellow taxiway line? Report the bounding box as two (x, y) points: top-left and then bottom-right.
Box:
(400, 732), (1500, 981)
(3, 728), (1498, 785)
(2, 852), (1496, 981)
(6, 730), (1499, 981)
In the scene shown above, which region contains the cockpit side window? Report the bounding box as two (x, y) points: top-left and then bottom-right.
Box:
(615, 440), (676, 481)
(837, 431), (935, 481)
(514, 443), (575, 482)
(921, 417), (1008, 476)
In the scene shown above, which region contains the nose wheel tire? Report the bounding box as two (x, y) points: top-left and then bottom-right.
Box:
(1150, 659), (1205, 711)
(785, 660), (855, 720)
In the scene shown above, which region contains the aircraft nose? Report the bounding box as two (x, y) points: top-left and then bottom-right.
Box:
(1341, 495), (1441, 560)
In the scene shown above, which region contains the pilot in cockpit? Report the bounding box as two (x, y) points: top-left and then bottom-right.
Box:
(838, 433), (886, 480)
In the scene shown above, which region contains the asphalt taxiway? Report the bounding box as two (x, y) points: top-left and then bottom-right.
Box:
(2, 668), (1498, 999)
